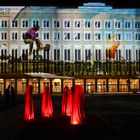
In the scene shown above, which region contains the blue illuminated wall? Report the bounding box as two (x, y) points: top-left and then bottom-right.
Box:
(0, 2), (140, 62)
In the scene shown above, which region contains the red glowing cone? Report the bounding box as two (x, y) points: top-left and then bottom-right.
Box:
(24, 85), (34, 121)
(71, 85), (85, 125)
(61, 86), (72, 117)
(41, 86), (53, 118)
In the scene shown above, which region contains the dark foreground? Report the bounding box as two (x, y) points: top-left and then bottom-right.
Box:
(0, 94), (140, 140)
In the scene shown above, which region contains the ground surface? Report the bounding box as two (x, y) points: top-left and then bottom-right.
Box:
(0, 93), (140, 140)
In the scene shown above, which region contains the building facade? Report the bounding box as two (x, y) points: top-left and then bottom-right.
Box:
(0, 2), (140, 95)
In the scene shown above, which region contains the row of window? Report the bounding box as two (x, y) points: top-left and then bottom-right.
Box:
(0, 31), (140, 41)
(1, 49), (140, 61)
(1, 19), (140, 29)
(54, 49), (140, 61)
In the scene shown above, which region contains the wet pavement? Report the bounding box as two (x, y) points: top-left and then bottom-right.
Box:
(0, 94), (140, 140)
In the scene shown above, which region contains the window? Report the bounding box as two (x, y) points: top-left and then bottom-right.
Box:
(11, 32), (18, 40)
(136, 50), (140, 60)
(32, 20), (39, 27)
(124, 32), (132, 41)
(63, 32), (71, 41)
(114, 32), (122, 41)
(11, 20), (18, 28)
(114, 20), (122, 29)
(124, 20), (132, 29)
(63, 20), (71, 28)
(104, 32), (112, 41)
(134, 21), (140, 29)
(42, 32), (50, 41)
(94, 32), (102, 41)
(104, 20), (112, 29)
(0, 32), (7, 40)
(116, 50), (121, 60)
(135, 33), (140, 41)
(84, 20), (91, 28)
(84, 32), (92, 41)
(75, 49), (81, 61)
(126, 49), (131, 60)
(95, 49), (101, 60)
(21, 20), (29, 28)
(73, 31), (81, 41)
(53, 31), (60, 41)
(94, 20), (102, 29)
(32, 82), (38, 93)
(74, 20), (81, 28)
(1, 20), (8, 28)
(53, 20), (60, 28)
(85, 49), (91, 61)
(21, 31), (26, 41)
(42, 20), (50, 28)
(54, 49), (60, 61)
(64, 49), (70, 61)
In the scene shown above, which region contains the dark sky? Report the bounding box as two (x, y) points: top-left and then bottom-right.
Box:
(0, 0), (140, 8)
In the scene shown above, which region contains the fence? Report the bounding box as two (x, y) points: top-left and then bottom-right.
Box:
(0, 49), (140, 76)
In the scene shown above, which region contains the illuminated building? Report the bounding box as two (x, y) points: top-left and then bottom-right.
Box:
(0, 2), (140, 94)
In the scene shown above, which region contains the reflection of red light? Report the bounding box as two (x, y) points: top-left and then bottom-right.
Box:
(41, 86), (53, 118)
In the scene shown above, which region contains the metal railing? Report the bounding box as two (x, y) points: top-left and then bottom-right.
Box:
(0, 49), (140, 76)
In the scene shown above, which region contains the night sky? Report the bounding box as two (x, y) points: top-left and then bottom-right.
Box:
(0, 0), (140, 8)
